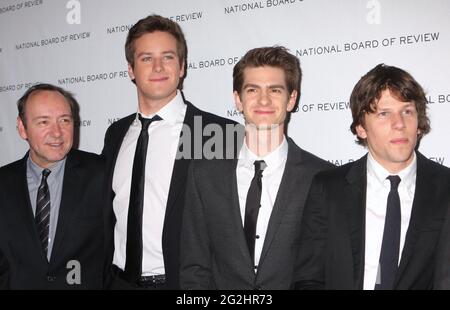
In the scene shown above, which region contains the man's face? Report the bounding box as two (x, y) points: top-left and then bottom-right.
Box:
(356, 89), (420, 173)
(234, 66), (297, 131)
(17, 90), (74, 168)
(128, 31), (184, 106)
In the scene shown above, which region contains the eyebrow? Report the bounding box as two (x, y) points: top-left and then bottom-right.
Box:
(268, 84), (286, 89)
(32, 114), (73, 121)
(136, 50), (177, 58)
(243, 84), (286, 89)
(376, 102), (415, 111)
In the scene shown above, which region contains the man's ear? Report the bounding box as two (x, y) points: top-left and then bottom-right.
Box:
(128, 63), (135, 81)
(17, 117), (28, 141)
(234, 91), (243, 112)
(287, 90), (298, 112)
(355, 124), (367, 139)
(179, 60), (185, 78)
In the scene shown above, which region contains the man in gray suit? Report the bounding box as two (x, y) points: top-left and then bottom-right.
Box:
(179, 46), (333, 289)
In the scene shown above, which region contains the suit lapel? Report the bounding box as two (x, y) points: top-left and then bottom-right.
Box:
(50, 150), (80, 263)
(164, 102), (194, 219)
(227, 158), (255, 265)
(107, 114), (135, 190)
(395, 153), (436, 285)
(16, 154), (48, 262)
(344, 156), (367, 289)
(258, 140), (302, 266)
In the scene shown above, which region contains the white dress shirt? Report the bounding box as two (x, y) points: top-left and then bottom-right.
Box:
(112, 91), (186, 276)
(236, 136), (288, 269)
(363, 151), (416, 289)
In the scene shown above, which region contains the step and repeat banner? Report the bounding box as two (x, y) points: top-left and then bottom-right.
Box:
(1, 0), (449, 167)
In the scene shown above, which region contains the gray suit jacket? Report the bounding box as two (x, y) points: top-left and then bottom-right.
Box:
(180, 138), (333, 289)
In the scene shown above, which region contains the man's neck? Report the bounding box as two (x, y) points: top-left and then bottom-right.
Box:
(245, 124), (284, 157)
(137, 91), (178, 115)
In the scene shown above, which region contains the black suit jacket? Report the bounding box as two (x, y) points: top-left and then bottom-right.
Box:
(180, 138), (333, 289)
(295, 152), (450, 290)
(102, 100), (241, 289)
(0, 248), (8, 289)
(434, 201), (450, 289)
(0, 149), (106, 289)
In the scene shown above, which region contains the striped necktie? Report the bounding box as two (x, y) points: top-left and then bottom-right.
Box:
(35, 168), (51, 258)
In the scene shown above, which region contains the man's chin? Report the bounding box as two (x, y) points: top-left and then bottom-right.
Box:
(246, 123), (281, 131)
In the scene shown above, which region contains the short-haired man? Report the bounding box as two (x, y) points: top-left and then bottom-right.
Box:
(0, 83), (106, 289)
(180, 46), (332, 289)
(295, 64), (450, 290)
(102, 15), (239, 289)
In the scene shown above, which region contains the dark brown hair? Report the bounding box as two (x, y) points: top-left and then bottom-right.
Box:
(349, 63), (430, 146)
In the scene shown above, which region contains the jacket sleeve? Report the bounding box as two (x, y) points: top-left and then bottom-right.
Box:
(434, 203), (450, 290)
(179, 161), (215, 289)
(0, 248), (9, 290)
(293, 174), (328, 290)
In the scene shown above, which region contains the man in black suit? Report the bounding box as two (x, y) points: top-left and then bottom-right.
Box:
(0, 84), (106, 289)
(102, 15), (240, 289)
(180, 46), (332, 289)
(295, 64), (450, 290)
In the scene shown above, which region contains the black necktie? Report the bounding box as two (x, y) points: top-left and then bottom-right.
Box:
(124, 114), (161, 283)
(244, 160), (266, 263)
(35, 168), (51, 258)
(375, 175), (401, 290)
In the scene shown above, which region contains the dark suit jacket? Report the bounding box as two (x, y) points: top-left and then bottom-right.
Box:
(0, 149), (106, 289)
(0, 248), (8, 289)
(294, 152), (450, 290)
(102, 100), (241, 289)
(180, 138), (333, 289)
(434, 202), (450, 289)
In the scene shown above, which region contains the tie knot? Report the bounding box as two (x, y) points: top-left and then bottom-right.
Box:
(139, 114), (162, 131)
(42, 168), (51, 180)
(254, 160), (266, 173)
(387, 175), (401, 190)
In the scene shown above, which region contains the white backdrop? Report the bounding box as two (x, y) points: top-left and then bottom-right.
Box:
(1, 0), (449, 167)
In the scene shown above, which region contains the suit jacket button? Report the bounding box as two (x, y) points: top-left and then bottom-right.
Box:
(47, 275), (56, 282)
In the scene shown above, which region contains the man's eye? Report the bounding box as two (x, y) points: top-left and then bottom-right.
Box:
(403, 109), (414, 115)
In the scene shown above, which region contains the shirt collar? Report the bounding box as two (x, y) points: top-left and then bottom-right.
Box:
(135, 90), (185, 125)
(27, 154), (66, 183)
(367, 151), (417, 192)
(238, 135), (288, 173)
